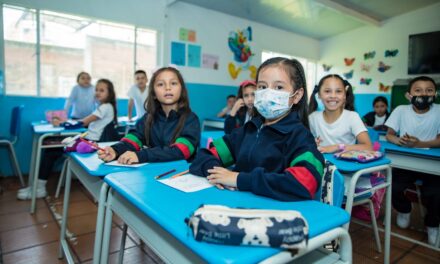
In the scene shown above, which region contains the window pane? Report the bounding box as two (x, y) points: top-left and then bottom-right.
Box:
(3, 5), (37, 95)
(136, 28), (157, 79)
(40, 11), (136, 98)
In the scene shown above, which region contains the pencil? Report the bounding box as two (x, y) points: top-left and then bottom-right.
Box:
(79, 138), (105, 151)
(171, 169), (189, 179)
(155, 169), (176, 180)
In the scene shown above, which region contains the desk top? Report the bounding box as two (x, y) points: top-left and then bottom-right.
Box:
(380, 141), (440, 158)
(204, 117), (225, 122)
(105, 164), (350, 263)
(32, 122), (86, 134)
(324, 153), (391, 173)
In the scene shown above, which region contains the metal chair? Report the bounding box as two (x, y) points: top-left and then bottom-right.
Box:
(0, 105), (25, 186)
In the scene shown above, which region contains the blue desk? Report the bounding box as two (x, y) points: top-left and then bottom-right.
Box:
(58, 144), (149, 264)
(29, 122), (87, 213)
(380, 141), (440, 176)
(200, 131), (225, 148)
(380, 141), (440, 250)
(324, 153), (392, 264)
(202, 117), (225, 131)
(100, 166), (352, 263)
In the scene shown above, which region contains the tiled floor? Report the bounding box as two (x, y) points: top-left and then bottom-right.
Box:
(0, 176), (439, 263)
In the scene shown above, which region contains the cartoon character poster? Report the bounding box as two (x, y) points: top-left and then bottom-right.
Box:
(227, 26), (256, 79)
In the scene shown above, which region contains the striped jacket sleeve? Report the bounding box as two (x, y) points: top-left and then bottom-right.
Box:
(237, 130), (324, 201)
(189, 127), (242, 177)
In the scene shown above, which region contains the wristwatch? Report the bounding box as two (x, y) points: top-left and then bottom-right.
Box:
(338, 143), (346, 152)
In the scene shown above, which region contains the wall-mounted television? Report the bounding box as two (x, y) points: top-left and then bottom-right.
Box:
(408, 31), (440, 74)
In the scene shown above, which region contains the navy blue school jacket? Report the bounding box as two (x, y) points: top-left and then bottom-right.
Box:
(190, 111), (324, 201)
(112, 109), (200, 163)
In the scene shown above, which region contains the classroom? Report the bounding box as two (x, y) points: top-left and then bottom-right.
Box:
(0, 0), (439, 263)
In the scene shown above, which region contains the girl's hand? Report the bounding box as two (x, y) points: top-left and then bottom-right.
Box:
(117, 151), (139, 164)
(207, 167), (239, 188)
(318, 145), (339, 153)
(230, 99), (245, 116)
(98, 147), (116, 162)
(315, 136), (322, 147)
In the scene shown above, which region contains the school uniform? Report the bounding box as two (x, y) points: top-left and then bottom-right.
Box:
(64, 85), (97, 119)
(127, 85), (148, 119)
(362, 111), (390, 131)
(190, 111), (324, 201)
(224, 110), (252, 134)
(308, 109), (367, 146)
(111, 109), (200, 162)
(385, 104), (440, 227)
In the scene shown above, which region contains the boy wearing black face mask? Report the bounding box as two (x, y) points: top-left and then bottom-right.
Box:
(385, 76), (440, 246)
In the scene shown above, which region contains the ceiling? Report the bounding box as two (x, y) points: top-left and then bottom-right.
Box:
(175, 0), (440, 39)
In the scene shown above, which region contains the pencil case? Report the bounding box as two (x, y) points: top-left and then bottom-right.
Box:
(185, 205), (308, 249)
(334, 150), (384, 163)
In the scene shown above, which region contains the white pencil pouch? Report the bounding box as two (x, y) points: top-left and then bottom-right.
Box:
(186, 205), (309, 249)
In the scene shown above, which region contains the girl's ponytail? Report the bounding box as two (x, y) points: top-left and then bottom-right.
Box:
(343, 79), (355, 111)
(308, 85), (320, 114)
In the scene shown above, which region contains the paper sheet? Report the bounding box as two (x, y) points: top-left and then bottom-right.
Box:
(104, 160), (148, 168)
(158, 173), (213, 193)
(344, 175), (372, 195)
(33, 124), (64, 133)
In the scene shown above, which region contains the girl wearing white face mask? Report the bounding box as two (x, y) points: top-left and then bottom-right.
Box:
(190, 57), (324, 202)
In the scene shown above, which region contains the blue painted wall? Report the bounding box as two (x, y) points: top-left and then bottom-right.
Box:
(354, 93), (392, 117)
(0, 82), (237, 176)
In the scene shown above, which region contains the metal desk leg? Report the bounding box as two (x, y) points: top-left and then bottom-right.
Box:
(118, 224), (128, 264)
(30, 134), (46, 214)
(58, 159), (75, 263)
(101, 190), (114, 264)
(384, 166), (392, 264)
(28, 134), (39, 186)
(92, 183), (109, 264)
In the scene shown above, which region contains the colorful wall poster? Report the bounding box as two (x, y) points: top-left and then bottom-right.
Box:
(188, 44), (201, 68)
(171, 42), (186, 66)
(202, 53), (219, 70)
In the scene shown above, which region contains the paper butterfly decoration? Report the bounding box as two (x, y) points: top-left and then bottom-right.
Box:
(385, 49), (399, 57)
(360, 78), (372, 85)
(378, 61), (391, 73)
(344, 58), (355, 66)
(343, 70), (354, 79)
(360, 64), (371, 72)
(322, 64), (332, 72)
(379, 82), (390, 92)
(364, 51), (376, 60)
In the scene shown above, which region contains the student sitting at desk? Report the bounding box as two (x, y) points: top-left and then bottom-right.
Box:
(127, 70), (148, 121)
(190, 57), (324, 201)
(98, 66), (200, 164)
(224, 80), (256, 134)
(17, 79), (118, 200)
(308, 74), (372, 154)
(64, 71), (97, 119)
(217, 94), (236, 118)
(362, 96), (390, 131)
(385, 76), (440, 246)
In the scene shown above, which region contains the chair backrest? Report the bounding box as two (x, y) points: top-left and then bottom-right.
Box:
(366, 127), (379, 142)
(10, 105), (24, 139)
(98, 121), (121, 142)
(318, 160), (345, 208)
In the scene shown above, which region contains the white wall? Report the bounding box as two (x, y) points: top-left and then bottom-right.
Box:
(319, 2), (440, 94)
(166, 1), (320, 86)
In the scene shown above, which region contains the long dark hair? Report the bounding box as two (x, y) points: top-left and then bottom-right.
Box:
(308, 74), (355, 114)
(256, 57), (309, 129)
(236, 80), (256, 118)
(143, 67), (191, 146)
(96, 79), (117, 124)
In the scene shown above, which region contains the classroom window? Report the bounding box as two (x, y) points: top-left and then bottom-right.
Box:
(3, 5), (37, 96)
(261, 50), (317, 98)
(3, 4), (157, 97)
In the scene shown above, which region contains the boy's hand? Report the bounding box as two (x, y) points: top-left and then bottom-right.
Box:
(399, 133), (420, 148)
(207, 167), (239, 188)
(97, 147), (116, 162)
(117, 151), (139, 164)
